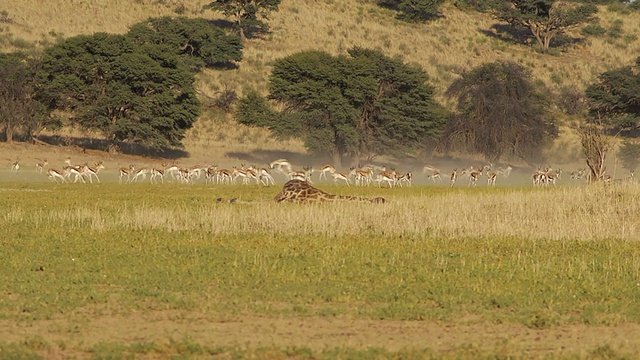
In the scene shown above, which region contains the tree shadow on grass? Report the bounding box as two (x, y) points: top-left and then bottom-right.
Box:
(37, 135), (189, 159)
(480, 24), (534, 46)
(208, 18), (272, 41)
(480, 24), (587, 50)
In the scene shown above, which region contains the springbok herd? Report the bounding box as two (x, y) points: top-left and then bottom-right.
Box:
(4, 157), (635, 187)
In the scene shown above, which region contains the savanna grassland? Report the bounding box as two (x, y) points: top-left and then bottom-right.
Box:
(2, 0), (640, 164)
(3, 0), (640, 359)
(2, 174), (640, 358)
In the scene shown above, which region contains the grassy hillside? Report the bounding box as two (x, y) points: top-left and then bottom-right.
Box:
(1, 0), (639, 166)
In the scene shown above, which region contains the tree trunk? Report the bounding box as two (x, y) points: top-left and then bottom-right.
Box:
(542, 37), (550, 53)
(108, 142), (120, 154)
(330, 151), (342, 170)
(239, 26), (246, 41)
(542, 32), (554, 53)
(236, 14), (246, 41)
(529, 25), (545, 52)
(5, 124), (13, 143)
(579, 125), (612, 182)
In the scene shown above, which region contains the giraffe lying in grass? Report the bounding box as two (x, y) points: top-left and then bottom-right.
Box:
(273, 180), (386, 204)
(215, 180), (386, 204)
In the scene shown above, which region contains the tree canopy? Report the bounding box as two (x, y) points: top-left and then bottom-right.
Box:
(377, 0), (445, 22)
(203, 0), (282, 39)
(36, 33), (201, 153)
(442, 60), (557, 163)
(585, 57), (640, 134)
(490, 0), (598, 52)
(617, 140), (640, 172)
(237, 48), (448, 166)
(0, 53), (54, 143)
(127, 16), (243, 72)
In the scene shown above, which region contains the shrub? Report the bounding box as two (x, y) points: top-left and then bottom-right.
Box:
(581, 24), (607, 37)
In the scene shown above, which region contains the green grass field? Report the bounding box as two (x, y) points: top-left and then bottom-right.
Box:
(2, 0), (640, 357)
(2, 179), (640, 358)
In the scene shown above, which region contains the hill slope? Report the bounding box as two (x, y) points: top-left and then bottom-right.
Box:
(1, 0), (639, 167)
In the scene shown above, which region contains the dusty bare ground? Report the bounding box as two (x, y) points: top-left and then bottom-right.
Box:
(2, 312), (640, 358)
(0, 140), (493, 181)
(0, 141), (194, 173)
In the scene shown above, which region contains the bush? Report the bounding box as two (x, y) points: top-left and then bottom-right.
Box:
(607, 19), (625, 40)
(581, 24), (607, 37)
(557, 86), (588, 116)
(618, 141), (640, 171)
(453, 0), (491, 12)
(213, 88), (238, 113)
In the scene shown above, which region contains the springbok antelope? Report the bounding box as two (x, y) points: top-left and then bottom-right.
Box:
(63, 157), (84, 175)
(205, 165), (218, 184)
(47, 168), (66, 183)
(150, 168), (165, 184)
(187, 165), (206, 181)
(396, 172), (413, 187)
(532, 169), (546, 186)
(164, 164), (180, 181)
(119, 165), (135, 183)
(63, 165), (85, 183)
(426, 170), (442, 183)
(10, 160), (20, 173)
(487, 171), (497, 186)
(353, 166), (374, 186)
(288, 166), (314, 183)
(423, 166), (441, 183)
(130, 167), (151, 183)
(216, 168), (233, 184)
(468, 167), (482, 187)
(318, 164), (336, 181)
(256, 167), (275, 186)
(81, 161), (105, 183)
(176, 168), (194, 184)
(245, 165), (275, 186)
(35, 159), (48, 173)
(450, 169), (457, 187)
(232, 166), (258, 185)
(376, 169), (397, 188)
(270, 159), (293, 176)
(64, 157), (75, 168)
(332, 171), (351, 186)
(543, 169), (561, 186)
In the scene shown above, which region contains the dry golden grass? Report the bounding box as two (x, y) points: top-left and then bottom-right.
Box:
(1, 0), (638, 163)
(6, 182), (638, 241)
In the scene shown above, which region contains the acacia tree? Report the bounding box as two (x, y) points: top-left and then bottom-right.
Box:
(490, 0), (597, 52)
(0, 53), (34, 143)
(203, 0), (282, 39)
(126, 17), (243, 72)
(585, 56), (640, 133)
(237, 48), (447, 167)
(442, 61), (557, 163)
(617, 140), (640, 172)
(377, 0), (445, 22)
(578, 123), (614, 182)
(583, 57), (640, 180)
(36, 33), (200, 153)
(0, 53), (53, 143)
